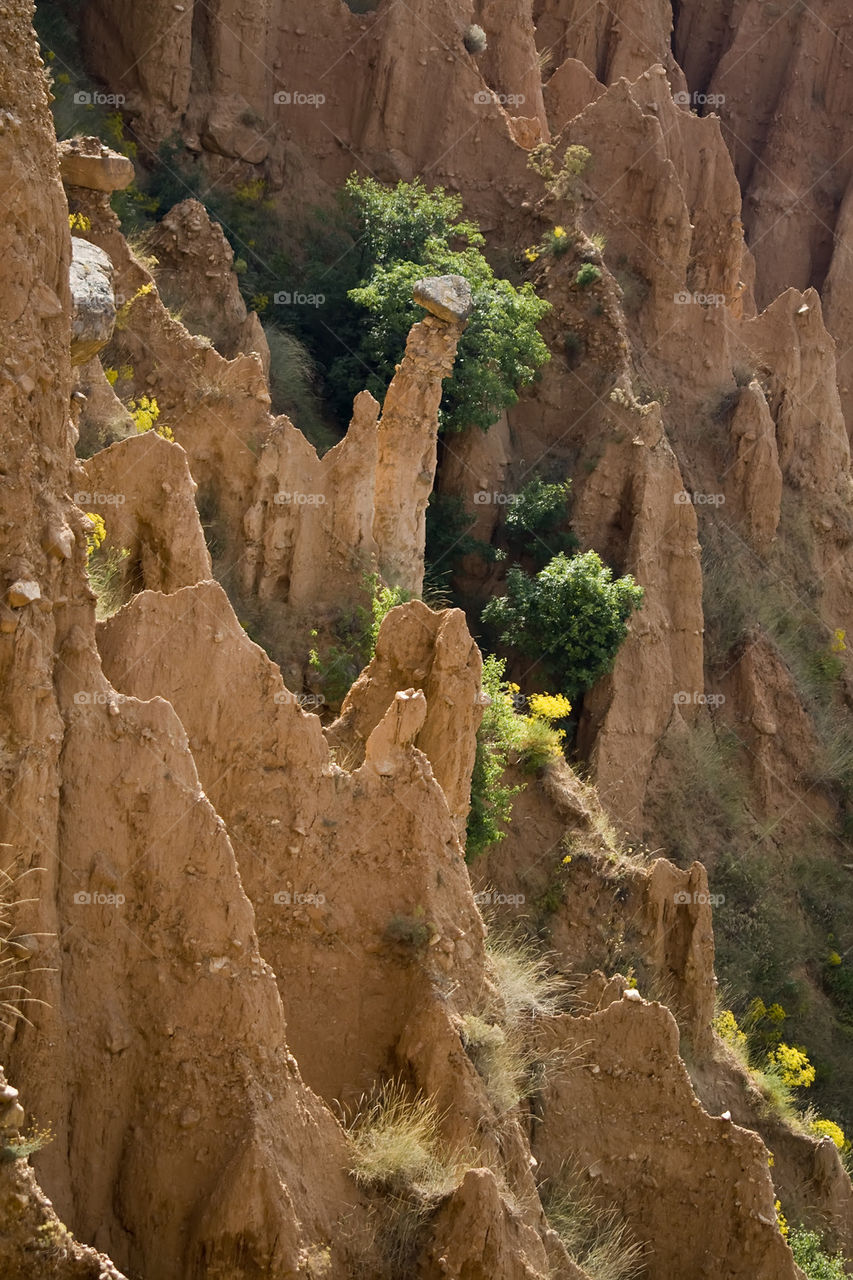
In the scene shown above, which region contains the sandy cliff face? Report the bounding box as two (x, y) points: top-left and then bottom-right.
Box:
(6, 0), (853, 1274)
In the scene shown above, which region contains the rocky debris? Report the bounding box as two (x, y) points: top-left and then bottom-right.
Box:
(413, 274), (474, 324)
(363, 687), (428, 775)
(201, 104), (269, 164)
(58, 137), (134, 193)
(329, 600), (484, 838)
(79, 432), (212, 595)
(533, 999), (799, 1279)
(6, 579), (41, 607)
(146, 199), (270, 368)
(69, 238), (115, 366)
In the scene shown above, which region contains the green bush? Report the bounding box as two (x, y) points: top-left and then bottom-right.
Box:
(467, 656), (524, 859)
(329, 175), (551, 432)
(788, 1226), (850, 1280)
(575, 263), (602, 289)
(482, 551), (644, 701)
(505, 476), (576, 566)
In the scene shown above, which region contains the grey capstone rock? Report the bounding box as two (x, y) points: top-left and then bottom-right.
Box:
(413, 275), (474, 324)
(70, 237), (116, 367)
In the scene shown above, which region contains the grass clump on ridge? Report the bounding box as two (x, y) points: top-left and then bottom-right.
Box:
(540, 1166), (645, 1280)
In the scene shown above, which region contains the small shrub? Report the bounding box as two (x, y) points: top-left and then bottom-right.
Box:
(486, 931), (566, 1024)
(361, 573), (411, 652)
(460, 1013), (526, 1113)
(714, 1007), (748, 1053)
(346, 1080), (458, 1196)
(463, 23), (487, 53)
(86, 545), (130, 621)
(528, 142), (591, 205)
(84, 512), (106, 558)
(115, 281), (154, 330)
(481, 551), (644, 701)
(385, 910), (434, 950)
(515, 712), (565, 771)
(576, 263), (602, 289)
(1, 1121), (53, 1164)
(504, 475), (575, 566)
(788, 1226), (850, 1280)
(541, 1169), (645, 1280)
(466, 656), (525, 859)
(545, 225), (572, 256)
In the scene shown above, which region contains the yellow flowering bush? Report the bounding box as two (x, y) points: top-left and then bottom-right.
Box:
(115, 282), (154, 330)
(766, 1043), (815, 1090)
(84, 512), (106, 558)
(775, 1200), (788, 1239)
(809, 1118), (848, 1151)
(713, 1008), (747, 1050)
(528, 692), (572, 723)
(68, 212), (91, 232)
(128, 395), (173, 440)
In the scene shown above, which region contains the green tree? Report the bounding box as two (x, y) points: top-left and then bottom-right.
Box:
(482, 551), (644, 700)
(329, 176), (551, 432)
(504, 476), (577, 566)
